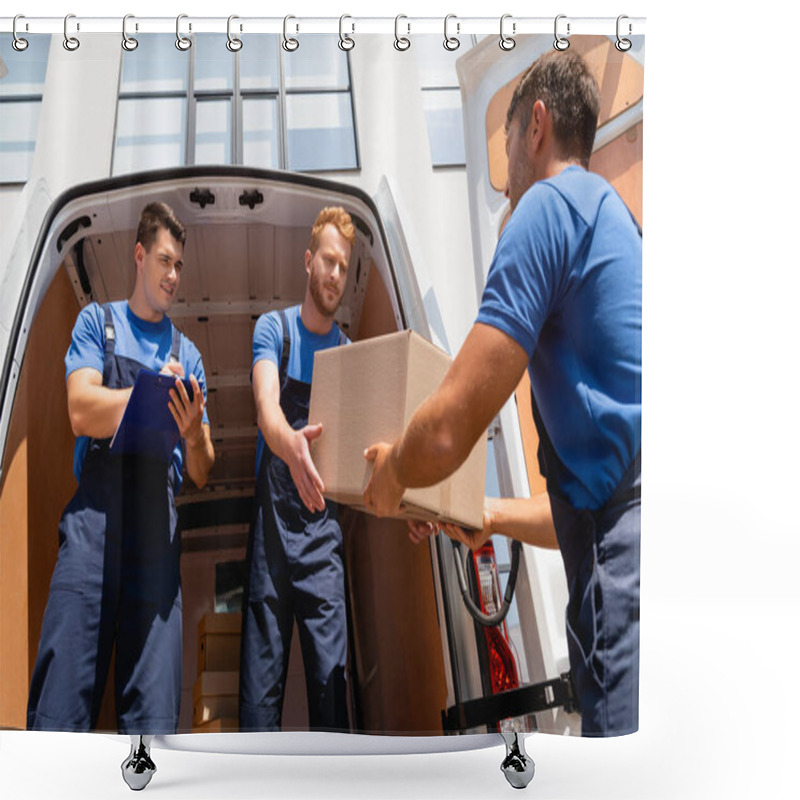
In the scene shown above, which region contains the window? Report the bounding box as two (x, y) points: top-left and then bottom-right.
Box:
(0, 34), (50, 183)
(415, 35), (477, 168)
(113, 34), (357, 176)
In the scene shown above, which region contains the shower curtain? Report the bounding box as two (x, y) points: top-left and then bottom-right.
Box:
(0, 11), (644, 755)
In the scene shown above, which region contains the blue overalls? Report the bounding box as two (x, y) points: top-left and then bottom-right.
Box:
(531, 390), (640, 737)
(27, 305), (184, 734)
(239, 310), (349, 732)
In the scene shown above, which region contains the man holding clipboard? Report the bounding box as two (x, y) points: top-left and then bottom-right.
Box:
(27, 204), (214, 770)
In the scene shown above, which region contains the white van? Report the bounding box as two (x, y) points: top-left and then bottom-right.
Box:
(0, 31), (643, 789)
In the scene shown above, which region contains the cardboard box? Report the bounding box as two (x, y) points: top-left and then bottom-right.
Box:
(192, 671), (239, 727)
(308, 330), (486, 530)
(197, 612), (241, 674)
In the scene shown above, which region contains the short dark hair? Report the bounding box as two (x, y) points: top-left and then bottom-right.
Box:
(135, 202), (187, 251)
(505, 50), (600, 168)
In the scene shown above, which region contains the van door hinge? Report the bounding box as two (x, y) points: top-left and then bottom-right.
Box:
(442, 672), (577, 732)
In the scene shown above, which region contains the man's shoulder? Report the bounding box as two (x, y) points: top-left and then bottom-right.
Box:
(258, 305), (297, 330)
(545, 167), (624, 223)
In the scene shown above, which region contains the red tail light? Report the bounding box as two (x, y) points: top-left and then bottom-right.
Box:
(471, 543), (520, 696)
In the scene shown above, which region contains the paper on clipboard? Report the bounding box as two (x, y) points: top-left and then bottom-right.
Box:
(109, 369), (200, 461)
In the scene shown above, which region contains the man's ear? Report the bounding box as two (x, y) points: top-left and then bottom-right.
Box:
(134, 241), (145, 273)
(528, 99), (547, 152)
(305, 249), (312, 274)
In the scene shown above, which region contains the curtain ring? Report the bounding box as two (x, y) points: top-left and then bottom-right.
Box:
(499, 14), (515, 51)
(394, 15), (410, 51)
(615, 15), (632, 52)
(444, 14), (460, 51)
(122, 14), (138, 51)
(12, 15), (29, 51)
(227, 15), (243, 52)
(63, 13), (80, 51)
(554, 14), (570, 51)
(338, 14), (355, 51)
(176, 14), (192, 51)
(283, 15), (299, 52)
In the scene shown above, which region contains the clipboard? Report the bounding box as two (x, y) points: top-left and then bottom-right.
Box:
(110, 369), (202, 461)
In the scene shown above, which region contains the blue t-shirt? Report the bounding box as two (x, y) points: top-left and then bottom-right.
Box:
(476, 166), (642, 510)
(251, 305), (348, 473)
(65, 300), (209, 488)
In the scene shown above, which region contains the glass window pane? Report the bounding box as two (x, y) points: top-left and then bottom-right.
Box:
(422, 88), (466, 166)
(415, 34), (462, 88)
(195, 98), (231, 164)
(0, 100), (40, 181)
(0, 33), (50, 97)
(284, 35), (349, 90)
(195, 34), (234, 92)
(242, 97), (280, 169)
(286, 93), (357, 171)
(120, 33), (188, 93)
(240, 35), (280, 91)
(113, 97), (186, 175)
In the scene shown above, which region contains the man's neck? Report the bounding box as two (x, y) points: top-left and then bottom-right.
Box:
(127, 290), (164, 324)
(300, 297), (335, 335)
(539, 155), (582, 183)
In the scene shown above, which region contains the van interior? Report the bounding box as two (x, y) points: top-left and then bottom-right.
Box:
(0, 173), (450, 734)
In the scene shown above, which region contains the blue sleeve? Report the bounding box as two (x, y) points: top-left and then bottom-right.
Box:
(182, 338), (210, 426)
(64, 303), (105, 380)
(252, 312), (282, 372)
(475, 184), (569, 360)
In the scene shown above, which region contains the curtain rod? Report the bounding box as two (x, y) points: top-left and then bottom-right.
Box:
(1, 15), (646, 38)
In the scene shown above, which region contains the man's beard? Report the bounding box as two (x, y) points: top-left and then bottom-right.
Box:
(309, 266), (342, 318)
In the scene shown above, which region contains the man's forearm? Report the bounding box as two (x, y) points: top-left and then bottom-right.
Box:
(185, 424), (214, 489)
(392, 393), (470, 488)
(257, 396), (297, 465)
(68, 383), (132, 439)
(486, 494), (559, 550)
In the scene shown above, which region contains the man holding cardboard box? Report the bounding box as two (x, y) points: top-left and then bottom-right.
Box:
(239, 207), (355, 732)
(364, 51), (641, 737)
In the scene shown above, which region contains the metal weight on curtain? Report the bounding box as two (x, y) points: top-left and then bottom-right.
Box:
(227, 15), (243, 52)
(443, 14), (460, 51)
(122, 14), (138, 51)
(554, 14), (571, 51)
(339, 15), (355, 51)
(499, 14), (516, 51)
(12, 15), (29, 51)
(63, 13), (80, 51)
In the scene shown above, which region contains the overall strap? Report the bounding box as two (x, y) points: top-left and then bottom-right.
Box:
(278, 309), (291, 388)
(102, 303), (116, 357)
(169, 322), (181, 364)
